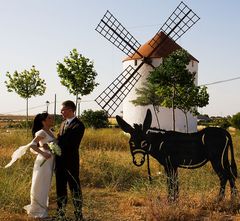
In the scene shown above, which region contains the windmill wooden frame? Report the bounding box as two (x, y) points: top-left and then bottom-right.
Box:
(95, 2), (200, 116)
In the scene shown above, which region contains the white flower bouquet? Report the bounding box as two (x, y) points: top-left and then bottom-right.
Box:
(40, 142), (61, 167)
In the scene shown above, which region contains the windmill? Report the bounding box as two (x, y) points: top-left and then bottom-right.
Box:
(95, 2), (200, 132)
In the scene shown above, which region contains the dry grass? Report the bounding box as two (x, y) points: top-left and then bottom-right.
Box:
(1, 129), (240, 220)
(81, 128), (129, 151)
(143, 193), (240, 220)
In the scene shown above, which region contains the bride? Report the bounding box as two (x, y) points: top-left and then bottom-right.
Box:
(23, 112), (56, 218)
(5, 112), (56, 218)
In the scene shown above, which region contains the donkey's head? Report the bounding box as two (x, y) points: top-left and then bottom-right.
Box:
(116, 109), (152, 167)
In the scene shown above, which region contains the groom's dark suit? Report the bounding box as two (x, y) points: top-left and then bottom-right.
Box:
(55, 117), (85, 217)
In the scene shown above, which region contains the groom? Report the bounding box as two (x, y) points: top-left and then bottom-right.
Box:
(55, 100), (85, 221)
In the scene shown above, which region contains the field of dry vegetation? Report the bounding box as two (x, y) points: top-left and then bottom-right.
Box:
(1, 128), (240, 221)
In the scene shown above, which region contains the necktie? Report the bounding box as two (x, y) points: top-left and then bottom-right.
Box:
(63, 121), (69, 133)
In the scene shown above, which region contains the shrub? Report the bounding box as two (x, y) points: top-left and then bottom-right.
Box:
(81, 109), (109, 129)
(231, 112), (240, 130)
(213, 117), (231, 129)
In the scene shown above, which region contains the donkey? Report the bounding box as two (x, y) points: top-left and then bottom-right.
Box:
(116, 109), (238, 201)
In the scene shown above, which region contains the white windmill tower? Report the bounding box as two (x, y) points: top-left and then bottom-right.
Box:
(95, 2), (200, 132)
(122, 32), (199, 132)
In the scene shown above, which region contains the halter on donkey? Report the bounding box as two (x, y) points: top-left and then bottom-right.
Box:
(116, 109), (238, 201)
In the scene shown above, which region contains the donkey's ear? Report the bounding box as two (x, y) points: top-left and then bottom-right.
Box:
(143, 109), (152, 133)
(116, 115), (134, 134)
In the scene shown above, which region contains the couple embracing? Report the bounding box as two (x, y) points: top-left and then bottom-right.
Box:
(6, 100), (85, 220)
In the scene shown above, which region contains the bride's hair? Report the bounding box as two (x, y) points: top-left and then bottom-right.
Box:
(32, 112), (49, 138)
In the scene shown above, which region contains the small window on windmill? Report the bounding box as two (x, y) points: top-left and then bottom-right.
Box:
(134, 60), (137, 66)
(191, 60), (194, 67)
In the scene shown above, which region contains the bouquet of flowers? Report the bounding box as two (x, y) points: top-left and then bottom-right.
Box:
(40, 142), (61, 167)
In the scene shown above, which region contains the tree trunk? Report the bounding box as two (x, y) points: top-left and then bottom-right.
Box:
(184, 112), (189, 133)
(172, 86), (176, 131)
(75, 94), (81, 118)
(26, 98), (29, 136)
(153, 105), (161, 129)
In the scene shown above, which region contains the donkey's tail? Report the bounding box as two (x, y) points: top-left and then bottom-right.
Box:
(229, 135), (238, 178)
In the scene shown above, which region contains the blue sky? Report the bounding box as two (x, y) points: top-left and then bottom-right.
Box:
(0, 0), (240, 117)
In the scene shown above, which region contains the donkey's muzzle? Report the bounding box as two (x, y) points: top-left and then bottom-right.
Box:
(132, 150), (146, 167)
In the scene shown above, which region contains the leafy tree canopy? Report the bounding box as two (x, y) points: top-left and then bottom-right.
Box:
(147, 49), (209, 115)
(172, 85), (209, 116)
(131, 82), (164, 110)
(148, 49), (195, 88)
(5, 65), (46, 134)
(132, 49), (209, 131)
(57, 48), (99, 97)
(5, 65), (46, 98)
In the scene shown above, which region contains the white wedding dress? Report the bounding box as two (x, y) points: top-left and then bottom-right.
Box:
(23, 129), (55, 218)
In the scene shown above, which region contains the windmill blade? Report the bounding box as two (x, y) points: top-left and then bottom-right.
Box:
(149, 1), (200, 49)
(95, 10), (143, 58)
(95, 2), (200, 116)
(95, 65), (141, 116)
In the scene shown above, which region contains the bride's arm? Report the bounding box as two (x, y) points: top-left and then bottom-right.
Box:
(30, 136), (51, 160)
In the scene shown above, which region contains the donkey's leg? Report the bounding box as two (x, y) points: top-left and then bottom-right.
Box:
(220, 162), (238, 199)
(229, 178), (238, 200)
(218, 175), (228, 201)
(210, 161), (227, 201)
(173, 169), (179, 201)
(222, 149), (238, 199)
(228, 169), (238, 199)
(165, 166), (179, 202)
(165, 167), (172, 201)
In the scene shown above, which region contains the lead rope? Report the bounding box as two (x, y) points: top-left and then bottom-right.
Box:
(147, 153), (152, 183)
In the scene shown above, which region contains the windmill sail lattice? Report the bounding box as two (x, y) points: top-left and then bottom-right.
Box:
(95, 65), (141, 116)
(95, 10), (142, 58)
(95, 1), (200, 116)
(149, 1), (200, 49)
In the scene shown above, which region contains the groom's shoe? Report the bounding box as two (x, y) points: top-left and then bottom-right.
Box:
(74, 211), (84, 221)
(55, 210), (67, 221)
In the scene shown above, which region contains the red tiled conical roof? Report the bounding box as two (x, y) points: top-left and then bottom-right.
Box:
(123, 31), (198, 62)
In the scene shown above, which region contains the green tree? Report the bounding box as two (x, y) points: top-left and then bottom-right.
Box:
(148, 49), (208, 131)
(81, 109), (109, 129)
(57, 48), (99, 112)
(231, 112), (240, 130)
(173, 85), (209, 132)
(5, 66), (46, 131)
(131, 82), (164, 128)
